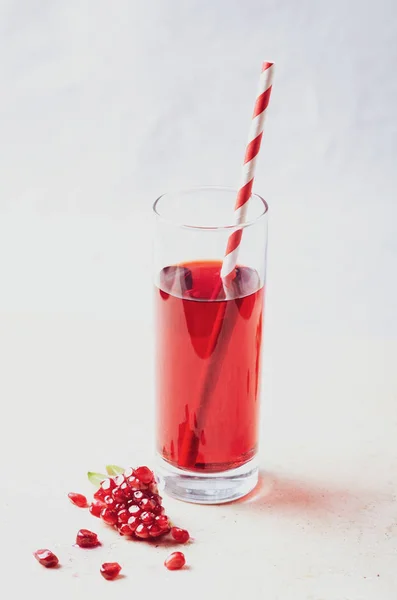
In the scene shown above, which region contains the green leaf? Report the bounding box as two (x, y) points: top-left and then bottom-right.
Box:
(106, 465), (125, 476)
(87, 471), (107, 486)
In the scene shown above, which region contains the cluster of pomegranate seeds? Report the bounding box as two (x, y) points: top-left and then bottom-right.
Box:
(171, 527), (189, 544)
(164, 551), (186, 570)
(33, 549), (59, 568)
(90, 466), (171, 540)
(35, 465), (190, 579)
(75, 529), (100, 548)
(100, 562), (122, 580)
(68, 492), (88, 508)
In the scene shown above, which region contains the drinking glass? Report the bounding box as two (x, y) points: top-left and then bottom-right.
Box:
(153, 186), (268, 503)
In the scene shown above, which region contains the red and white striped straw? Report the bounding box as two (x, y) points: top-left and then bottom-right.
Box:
(220, 61), (274, 283)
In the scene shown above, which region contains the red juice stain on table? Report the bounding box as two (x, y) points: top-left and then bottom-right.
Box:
(155, 260), (264, 472)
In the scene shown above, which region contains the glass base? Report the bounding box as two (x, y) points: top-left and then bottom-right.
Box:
(155, 456), (258, 504)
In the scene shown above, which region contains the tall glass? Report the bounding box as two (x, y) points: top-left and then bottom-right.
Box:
(153, 187), (268, 503)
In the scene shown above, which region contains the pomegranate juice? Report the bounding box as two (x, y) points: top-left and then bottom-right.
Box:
(155, 260), (264, 472)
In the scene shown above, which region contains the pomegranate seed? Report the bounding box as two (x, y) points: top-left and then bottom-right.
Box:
(151, 493), (162, 506)
(94, 488), (106, 501)
(118, 524), (133, 536)
(153, 505), (165, 516)
(124, 467), (134, 478)
(127, 516), (139, 531)
(133, 490), (144, 502)
(134, 466), (154, 484)
(171, 527), (190, 543)
(33, 549), (59, 568)
(140, 498), (156, 511)
(100, 508), (118, 526)
(114, 474), (125, 487)
(112, 486), (125, 502)
(104, 495), (116, 508)
(149, 482), (159, 494)
(120, 482), (133, 499)
(100, 562), (122, 581)
(90, 500), (104, 518)
(135, 523), (150, 539)
(76, 529), (100, 548)
(68, 492), (88, 508)
(164, 551), (186, 570)
(127, 476), (144, 490)
(140, 511), (155, 524)
(128, 505), (141, 516)
(101, 478), (116, 494)
(117, 509), (129, 524)
(148, 524), (162, 537)
(155, 515), (171, 531)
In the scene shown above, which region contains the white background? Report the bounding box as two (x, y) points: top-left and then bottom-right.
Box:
(0, 1), (396, 598)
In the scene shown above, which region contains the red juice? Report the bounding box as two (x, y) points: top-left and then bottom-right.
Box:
(155, 260), (264, 472)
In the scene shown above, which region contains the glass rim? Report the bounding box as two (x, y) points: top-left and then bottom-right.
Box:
(153, 185), (269, 231)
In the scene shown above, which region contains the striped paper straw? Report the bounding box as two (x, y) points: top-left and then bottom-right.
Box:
(179, 62), (275, 467)
(220, 61), (274, 283)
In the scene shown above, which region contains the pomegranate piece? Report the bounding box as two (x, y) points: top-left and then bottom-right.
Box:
(100, 562), (122, 580)
(68, 492), (88, 508)
(91, 465), (171, 542)
(89, 500), (104, 518)
(164, 551), (186, 570)
(76, 529), (100, 548)
(33, 549), (59, 568)
(171, 527), (190, 544)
